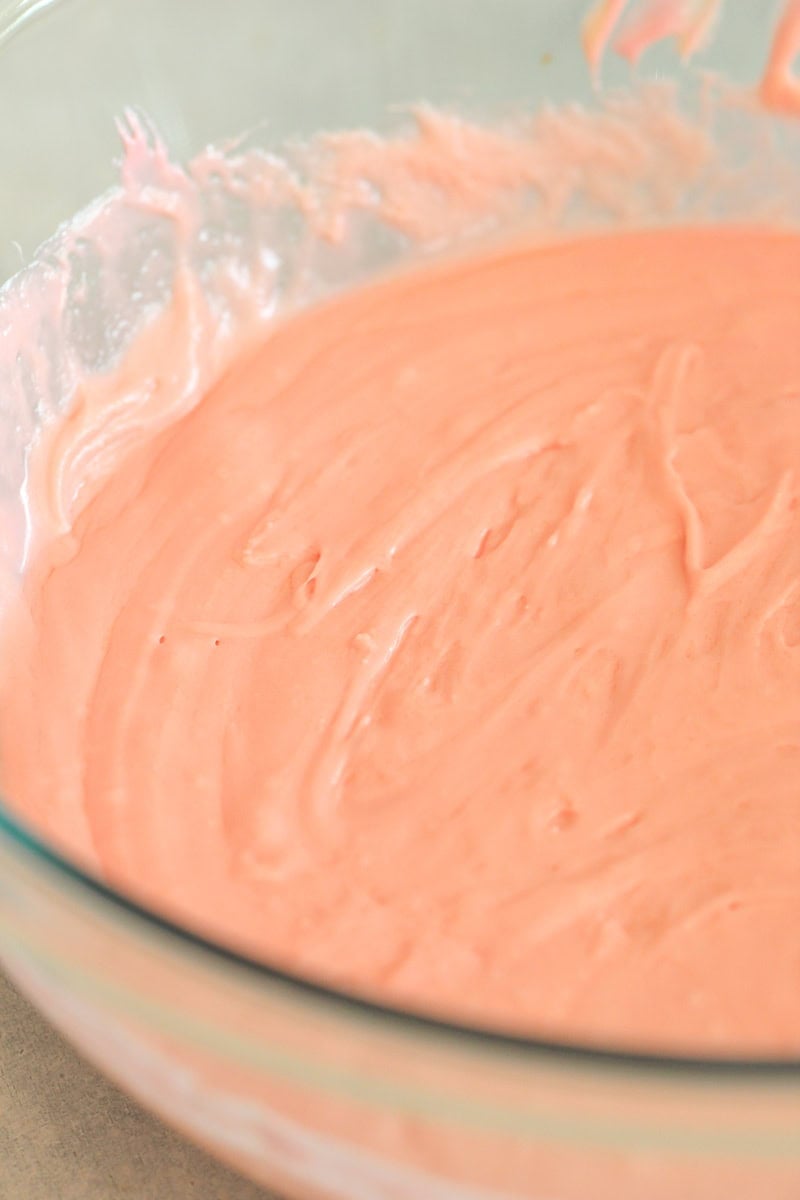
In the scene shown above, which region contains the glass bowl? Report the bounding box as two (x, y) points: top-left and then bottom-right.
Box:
(1, 2), (800, 1198)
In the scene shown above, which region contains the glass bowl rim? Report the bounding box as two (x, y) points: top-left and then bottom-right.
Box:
(4, 795), (800, 1079)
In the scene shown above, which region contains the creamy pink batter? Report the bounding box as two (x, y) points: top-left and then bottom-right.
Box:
(5, 223), (800, 1053)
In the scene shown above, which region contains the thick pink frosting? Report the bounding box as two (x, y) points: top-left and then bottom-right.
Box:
(5, 224), (800, 1053)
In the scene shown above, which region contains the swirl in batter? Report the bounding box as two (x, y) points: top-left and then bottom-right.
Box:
(4, 225), (800, 1052)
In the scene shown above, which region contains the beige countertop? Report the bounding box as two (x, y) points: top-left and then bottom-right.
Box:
(0, 970), (272, 1200)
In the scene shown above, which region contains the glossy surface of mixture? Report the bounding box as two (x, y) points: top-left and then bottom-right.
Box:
(5, 226), (800, 1053)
